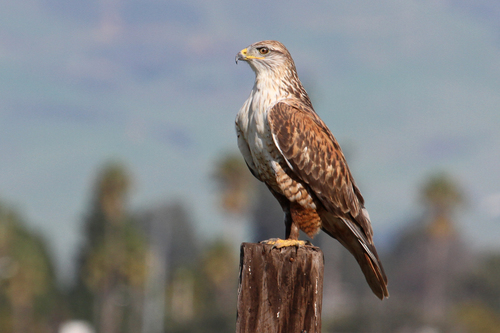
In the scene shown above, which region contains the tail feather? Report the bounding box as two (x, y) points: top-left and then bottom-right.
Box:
(360, 247), (389, 299)
(322, 213), (389, 299)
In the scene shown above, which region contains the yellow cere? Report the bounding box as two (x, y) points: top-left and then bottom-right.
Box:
(240, 48), (264, 60)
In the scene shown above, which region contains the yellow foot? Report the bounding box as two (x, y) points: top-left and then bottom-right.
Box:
(260, 238), (312, 248)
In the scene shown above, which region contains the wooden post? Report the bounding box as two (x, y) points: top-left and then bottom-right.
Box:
(236, 243), (324, 333)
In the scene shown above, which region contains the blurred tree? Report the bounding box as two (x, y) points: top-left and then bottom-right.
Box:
(419, 172), (466, 323)
(138, 203), (198, 271)
(421, 171), (465, 238)
(213, 152), (256, 216)
(421, 172), (464, 213)
(454, 301), (500, 333)
(456, 253), (500, 332)
(201, 240), (237, 313)
(373, 171), (471, 332)
(472, 254), (500, 312)
(71, 162), (146, 333)
(164, 239), (238, 333)
(213, 151), (259, 252)
(205, 152), (258, 332)
(325, 171), (473, 332)
(0, 204), (57, 333)
(138, 202), (199, 333)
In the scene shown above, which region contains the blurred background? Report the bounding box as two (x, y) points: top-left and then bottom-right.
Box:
(1, 0), (499, 332)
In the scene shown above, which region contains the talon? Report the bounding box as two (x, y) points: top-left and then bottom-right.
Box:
(259, 238), (279, 245)
(260, 238), (310, 248)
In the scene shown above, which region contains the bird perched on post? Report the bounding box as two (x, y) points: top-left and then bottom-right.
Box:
(235, 40), (389, 299)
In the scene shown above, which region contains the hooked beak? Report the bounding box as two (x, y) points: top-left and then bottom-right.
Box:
(235, 48), (248, 64)
(235, 48), (263, 64)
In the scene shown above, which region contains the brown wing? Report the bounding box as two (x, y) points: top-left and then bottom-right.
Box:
(269, 101), (389, 299)
(268, 100), (373, 242)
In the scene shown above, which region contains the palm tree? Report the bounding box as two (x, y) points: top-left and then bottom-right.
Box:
(0, 204), (55, 333)
(421, 172), (464, 235)
(74, 162), (146, 333)
(420, 172), (465, 323)
(212, 152), (258, 251)
(213, 153), (256, 216)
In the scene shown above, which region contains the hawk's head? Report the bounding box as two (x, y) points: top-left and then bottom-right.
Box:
(236, 40), (311, 106)
(236, 40), (295, 75)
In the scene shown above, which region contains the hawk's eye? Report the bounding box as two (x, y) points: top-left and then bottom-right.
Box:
(258, 47), (270, 55)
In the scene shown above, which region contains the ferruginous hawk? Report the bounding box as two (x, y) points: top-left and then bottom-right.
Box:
(235, 40), (389, 299)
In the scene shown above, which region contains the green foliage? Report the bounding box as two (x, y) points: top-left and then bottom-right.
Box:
(454, 301), (500, 333)
(2, 159), (500, 333)
(213, 152), (256, 215)
(85, 162), (132, 248)
(461, 253), (500, 312)
(0, 204), (57, 333)
(165, 239), (238, 333)
(84, 219), (147, 292)
(421, 171), (465, 213)
(70, 162), (147, 333)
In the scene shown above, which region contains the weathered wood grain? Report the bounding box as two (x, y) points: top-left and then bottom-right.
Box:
(236, 243), (324, 333)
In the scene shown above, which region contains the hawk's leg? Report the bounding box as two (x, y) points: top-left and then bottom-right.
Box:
(260, 186), (309, 248)
(261, 211), (309, 248)
(285, 210), (300, 240)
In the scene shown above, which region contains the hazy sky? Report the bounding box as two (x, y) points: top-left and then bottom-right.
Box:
(1, 0), (499, 282)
